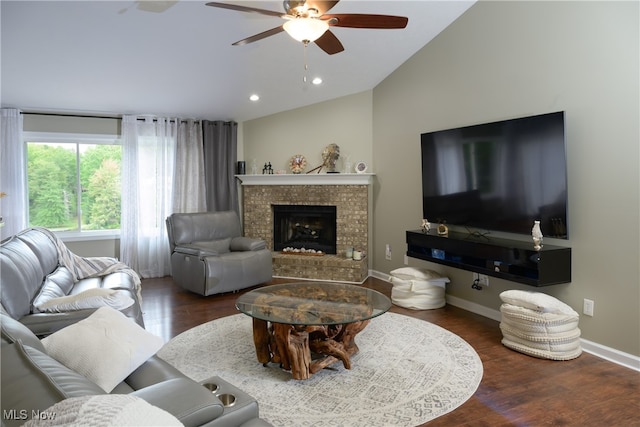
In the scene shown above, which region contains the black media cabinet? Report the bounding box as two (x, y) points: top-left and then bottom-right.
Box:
(406, 229), (571, 287)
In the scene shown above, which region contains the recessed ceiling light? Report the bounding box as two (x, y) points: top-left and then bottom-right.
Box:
(249, 94), (260, 101)
(312, 77), (323, 85)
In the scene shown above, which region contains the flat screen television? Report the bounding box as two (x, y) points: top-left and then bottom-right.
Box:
(421, 111), (568, 238)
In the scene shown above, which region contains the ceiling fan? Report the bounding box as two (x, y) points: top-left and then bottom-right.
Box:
(205, 1), (409, 55)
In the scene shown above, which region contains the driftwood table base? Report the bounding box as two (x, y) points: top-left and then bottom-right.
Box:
(237, 282), (391, 380)
(252, 318), (371, 380)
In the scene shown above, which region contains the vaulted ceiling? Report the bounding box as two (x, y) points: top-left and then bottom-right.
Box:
(1, 1), (474, 122)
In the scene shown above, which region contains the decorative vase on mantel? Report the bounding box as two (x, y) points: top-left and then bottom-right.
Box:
(532, 220), (543, 251)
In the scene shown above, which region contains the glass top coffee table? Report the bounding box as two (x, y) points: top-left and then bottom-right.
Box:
(236, 282), (391, 380)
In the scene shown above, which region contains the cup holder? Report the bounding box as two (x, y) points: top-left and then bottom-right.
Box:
(217, 393), (236, 407)
(203, 383), (219, 393)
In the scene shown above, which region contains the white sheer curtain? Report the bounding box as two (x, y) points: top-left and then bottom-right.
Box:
(1, 108), (27, 240)
(121, 116), (177, 278)
(174, 119), (206, 212)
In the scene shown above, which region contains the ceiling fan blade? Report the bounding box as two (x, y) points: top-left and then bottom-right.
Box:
(314, 30), (344, 55)
(305, 1), (340, 16)
(205, 2), (285, 18)
(232, 26), (285, 46)
(325, 14), (408, 29)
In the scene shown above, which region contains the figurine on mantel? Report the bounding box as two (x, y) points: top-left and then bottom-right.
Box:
(532, 220), (543, 250)
(421, 218), (431, 233)
(307, 143), (340, 174)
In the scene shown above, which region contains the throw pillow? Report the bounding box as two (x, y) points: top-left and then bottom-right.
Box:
(42, 306), (164, 392)
(35, 288), (135, 313)
(499, 290), (578, 315)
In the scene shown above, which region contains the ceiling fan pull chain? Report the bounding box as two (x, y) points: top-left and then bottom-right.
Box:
(303, 41), (309, 83)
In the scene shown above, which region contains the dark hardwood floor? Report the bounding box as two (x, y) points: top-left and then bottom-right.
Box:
(141, 276), (640, 426)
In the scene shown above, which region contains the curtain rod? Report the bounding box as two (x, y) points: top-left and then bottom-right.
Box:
(22, 111), (203, 123)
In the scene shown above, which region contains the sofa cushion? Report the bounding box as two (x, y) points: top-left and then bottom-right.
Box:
(31, 266), (75, 312)
(167, 211), (242, 247)
(42, 307), (164, 392)
(1, 341), (104, 426)
(35, 288), (135, 313)
(0, 313), (46, 351)
(0, 238), (47, 319)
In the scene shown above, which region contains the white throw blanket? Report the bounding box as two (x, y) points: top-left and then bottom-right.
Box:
(36, 227), (142, 301)
(22, 395), (181, 426)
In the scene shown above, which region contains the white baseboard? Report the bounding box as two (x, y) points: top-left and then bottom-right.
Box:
(371, 269), (640, 372)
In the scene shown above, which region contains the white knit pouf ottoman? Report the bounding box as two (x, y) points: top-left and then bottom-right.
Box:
(388, 267), (450, 310)
(499, 290), (582, 360)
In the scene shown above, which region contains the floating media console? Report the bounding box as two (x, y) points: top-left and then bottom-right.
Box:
(406, 230), (571, 287)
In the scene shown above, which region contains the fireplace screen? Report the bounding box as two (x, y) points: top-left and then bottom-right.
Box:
(273, 205), (337, 254)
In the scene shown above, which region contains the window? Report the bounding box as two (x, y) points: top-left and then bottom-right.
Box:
(25, 133), (121, 236)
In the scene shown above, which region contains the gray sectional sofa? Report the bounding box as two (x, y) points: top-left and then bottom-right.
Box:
(0, 227), (143, 336)
(0, 227), (272, 426)
(1, 312), (272, 426)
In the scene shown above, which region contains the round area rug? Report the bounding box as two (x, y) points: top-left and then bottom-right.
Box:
(158, 312), (483, 427)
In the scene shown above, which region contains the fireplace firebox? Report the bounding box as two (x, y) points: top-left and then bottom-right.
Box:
(273, 205), (337, 254)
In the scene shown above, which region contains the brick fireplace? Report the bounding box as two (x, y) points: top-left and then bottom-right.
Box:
(238, 174), (373, 283)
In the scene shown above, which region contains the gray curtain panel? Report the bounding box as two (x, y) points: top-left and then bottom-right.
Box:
(202, 120), (238, 213)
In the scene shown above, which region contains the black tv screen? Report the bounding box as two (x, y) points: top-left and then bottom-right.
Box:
(421, 111), (568, 238)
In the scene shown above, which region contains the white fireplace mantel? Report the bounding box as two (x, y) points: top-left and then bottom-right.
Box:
(235, 173), (374, 186)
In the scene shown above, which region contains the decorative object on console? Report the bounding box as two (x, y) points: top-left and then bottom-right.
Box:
(288, 154), (307, 174)
(354, 161), (367, 173)
(532, 220), (543, 250)
(437, 222), (448, 236)
(421, 218), (431, 233)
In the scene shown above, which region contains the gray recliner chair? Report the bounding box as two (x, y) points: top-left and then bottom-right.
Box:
(166, 211), (272, 296)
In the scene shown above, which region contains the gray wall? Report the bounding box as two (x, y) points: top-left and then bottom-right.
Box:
(244, 1), (640, 356)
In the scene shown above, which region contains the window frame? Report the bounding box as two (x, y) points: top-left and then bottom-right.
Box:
(23, 131), (122, 241)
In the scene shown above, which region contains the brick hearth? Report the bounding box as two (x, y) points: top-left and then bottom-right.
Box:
(238, 174), (372, 283)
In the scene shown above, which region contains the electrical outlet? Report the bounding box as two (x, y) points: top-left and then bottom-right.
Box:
(403, 254), (409, 265)
(478, 274), (489, 287)
(583, 299), (594, 317)
(473, 273), (489, 287)
(385, 244), (392, 260)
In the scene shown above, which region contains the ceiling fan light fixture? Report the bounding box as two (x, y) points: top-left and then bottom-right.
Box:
(283, 18), (329, 43)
